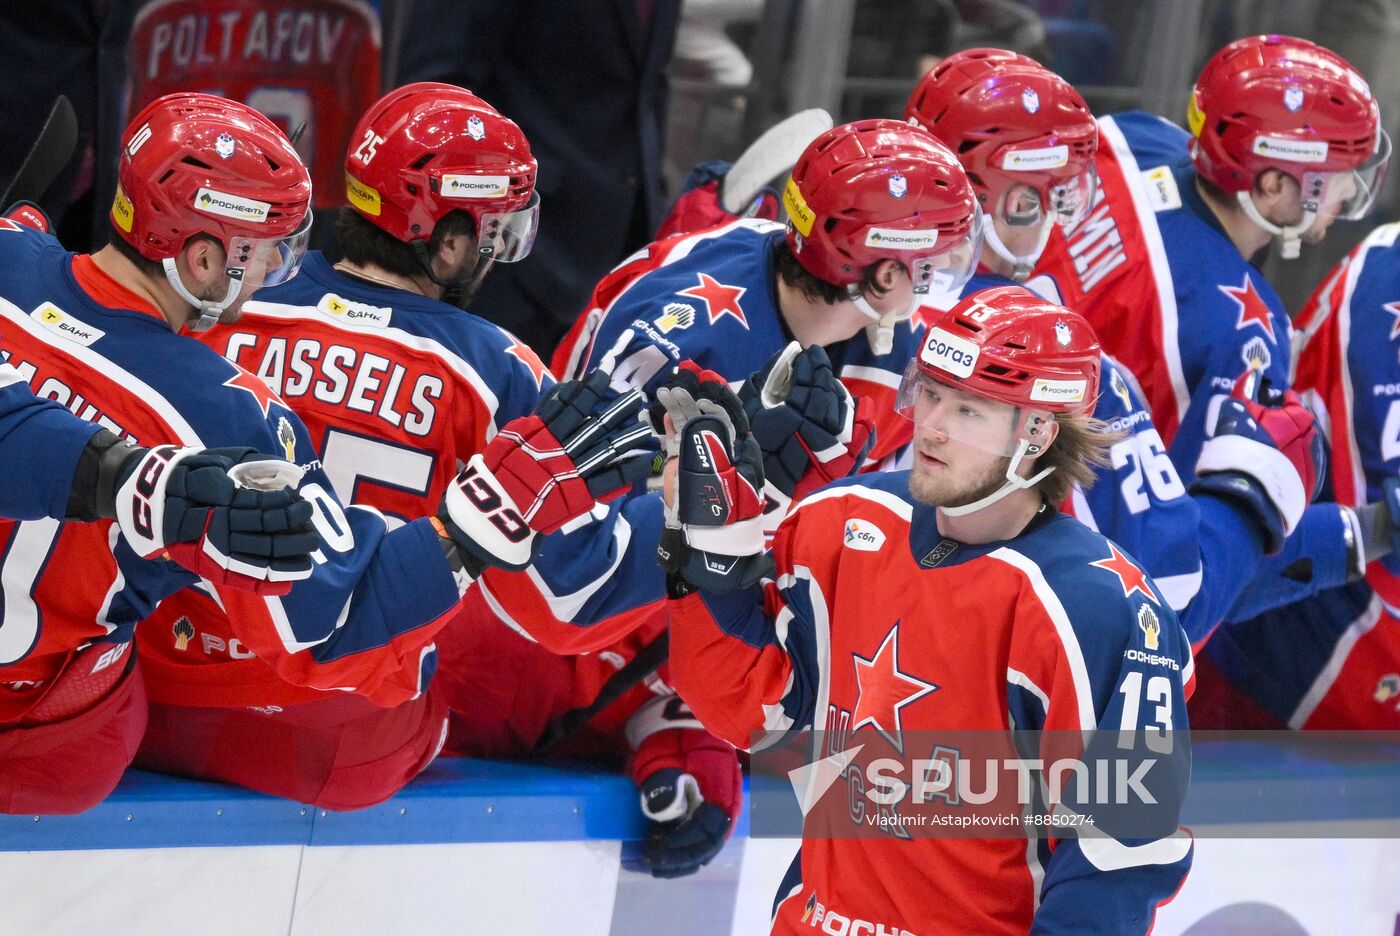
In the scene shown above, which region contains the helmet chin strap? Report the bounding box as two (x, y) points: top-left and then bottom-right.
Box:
(1236, 190), (1317, 260)
(849, 286), (914, 357)
(162, 257), (243, 332)
(938, 437), (1055, 517)
(981, 213), (1052, 283)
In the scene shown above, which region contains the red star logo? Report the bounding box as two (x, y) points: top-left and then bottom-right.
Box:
(678, 273), (749, 330)
(851, 623), (938, 752)
(1090, 543), (1158, 604)
(505, 335), (548, 388)
(223, 367), (285, 417)
(1219, 275), (1276, 341)
(1384, 301), (1400, 341)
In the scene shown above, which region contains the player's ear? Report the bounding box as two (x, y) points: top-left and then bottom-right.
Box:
(1252, 168), (1291, 204)
(871, 258), (904, 292)
(179, 236), (224, 288)
(433, 229), (476, 277)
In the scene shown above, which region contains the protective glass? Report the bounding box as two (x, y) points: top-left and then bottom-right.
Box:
(894, 362), (1053, 457)
(228, 210), (314, 288)
(1337, 128), (1391, 220)
(1046, 166), (1097, 229)
(477, 190), (541, 263)
(914, 202), (985, 300)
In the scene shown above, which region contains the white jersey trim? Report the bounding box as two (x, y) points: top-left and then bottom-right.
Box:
(1097, 117), (1191, 428)
(989, 546), (1098, 731)
(0, 297), (204, 444)
(838, 364), (902, 390)
(1289, 592), (1383, 728)
(786, 483), (915, 525)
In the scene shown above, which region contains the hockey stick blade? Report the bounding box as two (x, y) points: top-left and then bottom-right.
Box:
(1, 96), (79, 206)
(720, 108), (833, 214)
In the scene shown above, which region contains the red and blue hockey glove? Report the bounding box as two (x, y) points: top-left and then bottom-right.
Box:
(439, 369), (652, 573)
(100, 436), (317, 595)
(740, 342), (876, 526)
(627, 695), (743, 879)
(2, 200), (51, 233)
(654, 363), (773, 591)
(1193, 370), (1325, 553)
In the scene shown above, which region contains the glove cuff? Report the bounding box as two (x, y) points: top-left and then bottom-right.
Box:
(67, 429), (142, 522)
(441, 453), (536, 571)
(1191, 470), (1285, 554)
(114, 445), (195, 558)
(1196, 434), (1306, 536)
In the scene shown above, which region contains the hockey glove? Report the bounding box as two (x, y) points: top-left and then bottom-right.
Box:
(740, 342), (876, 527)
(92, 434), (317, 595)
(628, 694), (743, 879)
(1193, 370), (1325, 553)
(654, 364), (773, 591)
(2, 200), (51, 233)
(439, 369), (652, 573)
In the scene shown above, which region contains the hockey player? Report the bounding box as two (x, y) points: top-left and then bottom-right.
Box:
(0, 92), (644, 814)
(907, 48), (1324, 647)
(659, 287), (1194, 934)
(1030, 34), (1385, 626)
(1193, 223), (1400, 728)
(1036, 34), (1387, 462)
(131, 84), (732, 868)
(553, 118), (984, 473)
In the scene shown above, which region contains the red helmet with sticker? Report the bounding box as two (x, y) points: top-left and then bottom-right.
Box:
(905, 48), (1098, 229)
(900, 285), (1101, 415)
(345, 82), (539, 260)
(1189, 35), (1387, 213)
(113, 92), (311, 270)
(783, 119), (981, 292)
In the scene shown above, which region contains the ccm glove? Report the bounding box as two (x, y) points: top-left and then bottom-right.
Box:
(83, 433), (317, 596)
(628, 695), (743, 879)
(1193, 370), (1325, 553)
(740, 342), (875, 524)
(654, 363), (773, 591)
(439, 369), (651, 573)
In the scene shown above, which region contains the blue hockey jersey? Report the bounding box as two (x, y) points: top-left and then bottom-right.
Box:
(553, 219), (922, 467)
(1203, 222), (1400, 728)
(0, 226), (465, 718)
(138, 251), (671, 709)
(0, 353), (101, 521)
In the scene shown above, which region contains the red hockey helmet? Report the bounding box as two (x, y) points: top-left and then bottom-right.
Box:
(905, 49), (1098, 277)
(897, 285), (1100, 445)
(113, 92), (312, 277)
(1189, 35), (1388, 226)
(345, 82), (539, 262)
(783, 119), (981, 294)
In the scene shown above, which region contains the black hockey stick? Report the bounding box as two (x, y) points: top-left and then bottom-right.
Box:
(1, 95), (79, 206)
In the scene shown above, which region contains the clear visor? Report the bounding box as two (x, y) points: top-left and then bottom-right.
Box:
(913, 201), (985, 301)
(227, 209), (313, 288)
(894, 361), (1054, 457)
(477, 190), (541, 263)
(1046, 166), (1097, 228)
(1304, 129), (1392, 221)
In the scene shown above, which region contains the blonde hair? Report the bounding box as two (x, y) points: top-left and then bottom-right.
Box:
(1033, 410), (1122, 506)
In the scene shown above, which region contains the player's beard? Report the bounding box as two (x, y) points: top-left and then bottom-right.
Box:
(908, 450), (1012, 509)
